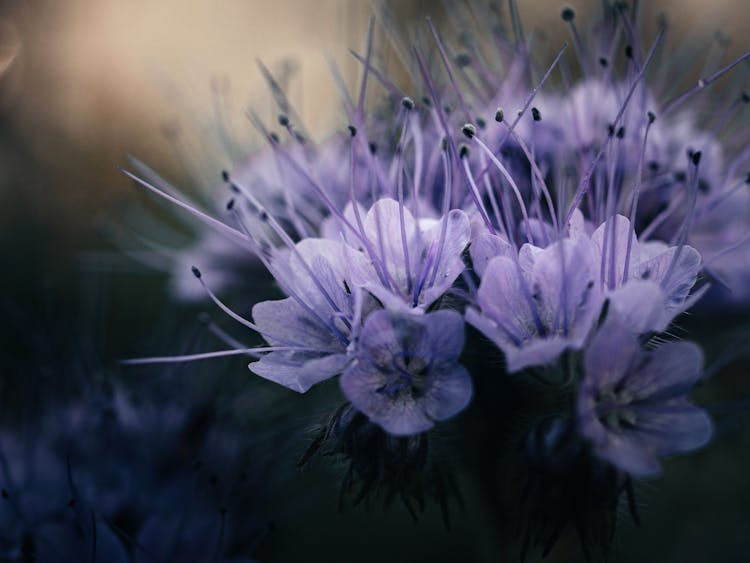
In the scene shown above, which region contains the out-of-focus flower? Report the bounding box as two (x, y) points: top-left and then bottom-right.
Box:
(577, 321), (713, 476)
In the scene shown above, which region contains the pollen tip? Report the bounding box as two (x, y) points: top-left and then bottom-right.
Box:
(278, 114), (289, 127)
(455, 53), (472, 67)
(476, 117), (487, 130)
(561, 6), (575, 22)
(221, 170), (230, 182)
(421, 95), (432, 107)
(616, 126), (625, 139)
(191, 266), (202, 279)
(531, 107), (541, 121)
(401, 96), (415, 110)
(495, 108), (504, 122)
(647, 111), (656, 123)
(269, 132), (279, 144)
(226, 198), (235, 211)
(691, 151), (702, 166)
(744, 171), (750, 184)
(461, 123), (476, 139)
(441, 136), (449, 151)
(742, 91), (750, 104)
(348, 125), (357, 137)
(459, 143), (470, 158)
(598, 56), (609, 67)
(624, 45), (634, 59)
(369, 141), (378, 155)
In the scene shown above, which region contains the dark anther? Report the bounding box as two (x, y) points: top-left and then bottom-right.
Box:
(369, 142), (378, 155)
(648, 161), (660, 172)
(421, 96), (432, 107)
(599, 57), (609, 67)
(624, 45), (633, 59)
(495, 108), (504, 122)
(476, 117), (486, 129)
(459, 143), (470, 158)
(221, 170), (230, 182)
(348, 125), (357, 137)
(226, 199), (235, 211)
(674, 171), (687, 182)
(607, 124), (615, 137)
(691, 151), (702, 166)
(443, 105), (452, 115)
(531, 107), (541, 121)
(616, 127), (625, 139)
(259, 211), (269, 221)
(191, 266), (202, 278)
(647, 111), (656, 124)
(455, 53), (472, 67)
(401, 96), (415, 110)
(461, 123), (476, 139)
(742, 91), (750, 104)
(269, 132), (279, 143)
(278, 114), (289, 127)
(561, 6), (575, 21)
(744, 172), (750, 184)
(441, 137), (449, 151)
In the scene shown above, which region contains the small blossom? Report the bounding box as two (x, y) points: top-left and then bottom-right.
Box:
(577, 321), (713, 476)
(467, 236), (602, 372)
(340, 309), (473, 435)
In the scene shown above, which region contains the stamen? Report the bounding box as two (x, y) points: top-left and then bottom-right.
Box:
(623, 111), (656, 283)
(565, 26), (665, 224)
(468, 132), (534, 243)
(120, 346), (328, 365)
(662, 49), (750, 115)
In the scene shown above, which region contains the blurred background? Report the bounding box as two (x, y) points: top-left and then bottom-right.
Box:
(0, 1), (749, 562)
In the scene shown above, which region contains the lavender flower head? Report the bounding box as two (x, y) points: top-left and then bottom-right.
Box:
(121, 1), (750, 558)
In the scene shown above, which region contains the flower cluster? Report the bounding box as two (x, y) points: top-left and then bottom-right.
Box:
(126, 2), (750, 558)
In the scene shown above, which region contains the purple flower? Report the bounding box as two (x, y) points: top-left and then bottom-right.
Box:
(340, 310), (472, 435)
(583, 214), (703, 332)
(249, 238), (374, 392)
(577, 321), (713, 476)
(467, 236), (603, 372)
(327, 198), (471, 311)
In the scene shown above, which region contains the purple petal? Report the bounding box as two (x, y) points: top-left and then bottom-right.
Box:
(420, 209), (471, 307)
(626, 340), (704, 400)
(357, 309), (414, 367)
(582, 321), (640, 389)
(607, 280), (670, 333)
(630, 400), (713, 455)
(636, 244), (702, 310)
(424, 309), (465, 361)
(470, 230), (513, 277)
(252, 298), (340, 349)
(249, 351), (350, 393)
(419, 363), (473, 421)
(590, 214), (638, 287)
(474, 256), (535, 344)
(504, 337), (573, 372)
